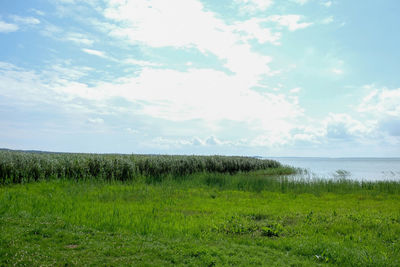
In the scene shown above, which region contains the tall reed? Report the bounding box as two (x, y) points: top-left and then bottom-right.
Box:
(0, 150), (283, 184)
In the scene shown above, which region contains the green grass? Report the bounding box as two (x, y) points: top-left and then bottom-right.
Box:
(1, 171), (400, 266)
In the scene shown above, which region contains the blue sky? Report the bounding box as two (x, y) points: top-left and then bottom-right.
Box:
(1, 0), (400, 157)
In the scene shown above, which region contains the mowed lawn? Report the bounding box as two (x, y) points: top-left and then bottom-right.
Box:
(1, 175), (400, 266)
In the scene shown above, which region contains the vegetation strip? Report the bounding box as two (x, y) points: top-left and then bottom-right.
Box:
(0, 150), (282, 184)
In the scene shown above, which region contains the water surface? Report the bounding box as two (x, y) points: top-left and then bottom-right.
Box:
(270, 157), (400, 181)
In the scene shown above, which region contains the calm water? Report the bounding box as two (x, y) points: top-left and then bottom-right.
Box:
(270, 157), (400, 181)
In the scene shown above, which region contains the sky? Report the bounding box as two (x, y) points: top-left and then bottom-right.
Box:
(0, 0), (400, 157)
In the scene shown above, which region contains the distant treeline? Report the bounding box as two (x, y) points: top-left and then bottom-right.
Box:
(0, 150), (282, 184)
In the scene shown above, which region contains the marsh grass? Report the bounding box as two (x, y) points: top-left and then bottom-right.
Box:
(140, 169), (400, 195)
(0, 150), (282, 184)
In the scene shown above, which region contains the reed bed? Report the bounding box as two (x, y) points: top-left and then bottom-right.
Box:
(0, 150), (282, 184)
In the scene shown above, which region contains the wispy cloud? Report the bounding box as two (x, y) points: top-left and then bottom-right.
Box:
(0, 15), (40, 34)
(321, 16), (334, 24)
(40, 24), (95, 46)
(124, 59), (162, 67)
(233, 18), (281, 45)
(10, 15), (40, 25)
(292, 0), (309, 5)
(290, 87), (301, 94)
(322, 1), (332, 7)
(102, 0), (272, 80)
(332, 68), (343, 75)
(0, 21), (19, 33)
(323, 113), (370, 140)
(81, 48), (106, 58)
(65, 32), (94, 46)
(358, 87), (400, 117)
(87, 118), (104, 124)
(0, 61), (303, 147)
(30, 9), (46, 16)
(40, 23), (62, 37)
(235, 0), (274, 13)
(268, 15), (313, 31)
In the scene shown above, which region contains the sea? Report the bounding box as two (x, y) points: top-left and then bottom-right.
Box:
(269, 157), (400, 181)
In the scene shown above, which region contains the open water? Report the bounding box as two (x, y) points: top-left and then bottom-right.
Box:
(270, 157), (400, 181)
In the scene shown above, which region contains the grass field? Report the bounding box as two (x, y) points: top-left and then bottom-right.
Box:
(1, 151), (400, 266)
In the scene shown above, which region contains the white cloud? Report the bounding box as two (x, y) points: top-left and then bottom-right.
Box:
(56, 0), (77, 3)
(10, 15), (40, 25)
(150, 137), (189, 149)
(358, 87), (400, 117)
(323, 113), (370, 140)
(275, 112), (374, 146)
(0, 61), (94, 105)
(322, 16), (334, 24)
(40, 24), (63, 38)
(268, 15), (312, 31)
(0, 21), (19, 33)
(0, 62), (19, 70)
(80, 67), (302, 133)
(0, 62), (50, 103)
(322, 1), (332, 7)
(233, 18), (281, 45)
(332, 68), (343, 75)
(65, 32), (94, 46)
(30, 9), (46, 16)
(103, 0), (220, 48)
(102, 0), (272, 80)
(2, 60), (399, 152)
(292, 0), (309, 5)
(87, 118), (104, 124)
(47, 64), (92, 80)
(309, 87), (400, 143)
(205, 136), (221, 146)
(292, 133), (318, 143)
(0, 61), (303, 147)
(40, 25), (95, 46)
(82, 48), (107, 58)
(250, 130), (294, 146)
(290, 87), (301, 93)
(236, 0), (274, 13)
(192, 137), (205, 146)
(149, 135), (237, 148)
(124, 59), (162, 67)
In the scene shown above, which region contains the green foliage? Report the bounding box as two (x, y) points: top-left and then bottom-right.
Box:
(261, 226), (278, 237)
(0, 150), (283, 184)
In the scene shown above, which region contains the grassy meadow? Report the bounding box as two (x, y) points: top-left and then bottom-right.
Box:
(1, 151), (400, 266)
